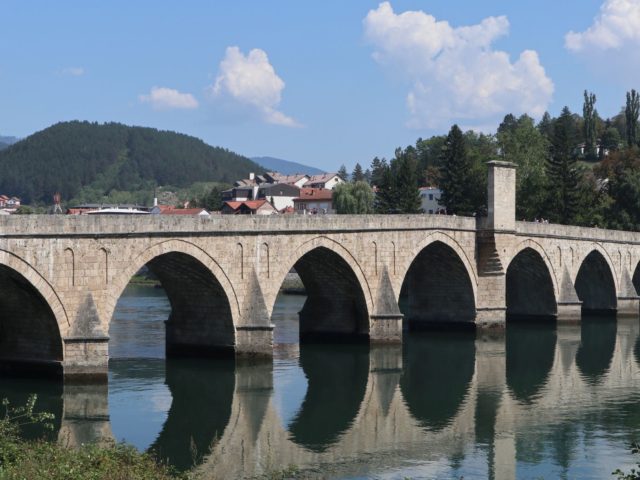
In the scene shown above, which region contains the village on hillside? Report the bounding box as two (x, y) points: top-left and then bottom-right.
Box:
(2, 170), (443, 217)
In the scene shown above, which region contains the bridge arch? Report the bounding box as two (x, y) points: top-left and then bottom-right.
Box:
(0, 249), (68, 374)
(506, 241), (558, 321)
(631, 259), (640, 296)
(399, 234), (477, 329)
(105, 239), (238, 356)
(575, 247), (618, 314)
(269, 236), (373, 342)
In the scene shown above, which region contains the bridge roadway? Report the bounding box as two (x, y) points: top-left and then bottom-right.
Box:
(50, 319), (640, 479)
(0, 161), (640, 378)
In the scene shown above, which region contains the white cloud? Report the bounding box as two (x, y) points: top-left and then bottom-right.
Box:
(60, 67), (85, 76)
(363, 2), (554, 130)
(565, 0), (640, 53)
(139, 86), (199, 110)
(210, 46), (300, 127)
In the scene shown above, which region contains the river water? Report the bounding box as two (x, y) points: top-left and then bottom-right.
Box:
(3, 284), (640, 479)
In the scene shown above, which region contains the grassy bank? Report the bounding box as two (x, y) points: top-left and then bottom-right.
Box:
(0, 395), (184, 480)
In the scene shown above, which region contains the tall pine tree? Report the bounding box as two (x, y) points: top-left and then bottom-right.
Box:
(583, 90), (597, 160)
(351, 163), (365, 182)
(626, 89), (640, 147)
(546, 106), (579, 224)
(374, 162), (396, 213)
(337, 164), (348, 181)
(393, 147), (422, 213)
(439, 125), (474, 215)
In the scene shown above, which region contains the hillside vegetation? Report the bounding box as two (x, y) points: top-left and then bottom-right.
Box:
(0, 121), (263, 204)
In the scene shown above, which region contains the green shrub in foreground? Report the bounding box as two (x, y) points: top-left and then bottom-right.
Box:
(0, 395), (185, 480)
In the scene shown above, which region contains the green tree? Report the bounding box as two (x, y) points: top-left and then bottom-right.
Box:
(13, 205), (34, 214)
(393, 147), (422, 213)
(333, 181), (374, 213)
(601, 126), (622, 155)
(626, 89), (640, 147)
(537, 111), (554, 140)
(439, 125), (475, 215)
(497, 114), (549, 220)
(369, 157), (387, 186)
(415, 135), (446, 173)
(200, 184), (228, 211)
(546, 107), (580, 224)
(583, 90), (598, 160)
(374, 162), (396, 213)
(351, 163), (365, 183)
(337, 164), (348, 181)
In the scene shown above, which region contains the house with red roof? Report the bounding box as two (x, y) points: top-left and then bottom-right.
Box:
(221, 199), (278, 215)
(293, 188), (334, 214)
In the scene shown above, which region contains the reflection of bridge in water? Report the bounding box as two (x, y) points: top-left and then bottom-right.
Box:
(20, 317), (638, 479)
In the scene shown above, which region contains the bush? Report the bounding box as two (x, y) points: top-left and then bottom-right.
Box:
(0, 395), (186, 480)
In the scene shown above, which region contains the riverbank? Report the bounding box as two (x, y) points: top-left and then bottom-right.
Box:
(280, 272), (305, 295)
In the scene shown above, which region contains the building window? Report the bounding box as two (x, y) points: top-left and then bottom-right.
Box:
(428, 194), (434, 201)
(428, 209), (433, 214)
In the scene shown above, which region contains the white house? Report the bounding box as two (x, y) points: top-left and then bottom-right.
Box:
(258, 183), (301, 211)
(419, 187), (442, 214)
(304, 173), (343, 190)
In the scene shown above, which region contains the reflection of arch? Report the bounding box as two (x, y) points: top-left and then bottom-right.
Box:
(576, 317), (616, 384)
(105, 240), (238, 356)
(506, 323), (556, 403)
(575, 250), (617, 314)
(0, 250), (68, 373)
(400, 240), (476, 329)
(271, 238), (372, 342)
(401, 332), (475, 431)
(150, 358), (235, 471)
(506, 246), (557, 320)
(288, 344), (369, 452)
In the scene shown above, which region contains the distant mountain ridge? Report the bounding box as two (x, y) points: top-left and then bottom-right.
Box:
(0, 135), (18, 145)
(0, 121), (263, 203)
(252, 156), (325, 176)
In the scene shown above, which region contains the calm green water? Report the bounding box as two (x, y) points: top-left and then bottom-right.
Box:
(3, 284), (640, 479)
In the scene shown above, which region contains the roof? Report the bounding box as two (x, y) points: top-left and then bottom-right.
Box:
(223, 199), (275, 211)
(266, 172), (309, 184)
(86, 207), (149, 215)
(160, 208), (209, 215)
(294, 188), (334, 201)
(303, 173), (340, 186)
(259, 183), (300, 195)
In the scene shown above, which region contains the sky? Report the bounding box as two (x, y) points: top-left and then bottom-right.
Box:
(2, 0), (640, 172)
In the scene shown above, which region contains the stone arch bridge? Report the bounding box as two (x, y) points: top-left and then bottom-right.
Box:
(1, 162), (640, 379)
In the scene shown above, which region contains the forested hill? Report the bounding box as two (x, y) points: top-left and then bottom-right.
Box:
(0, 121), (263, 203)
